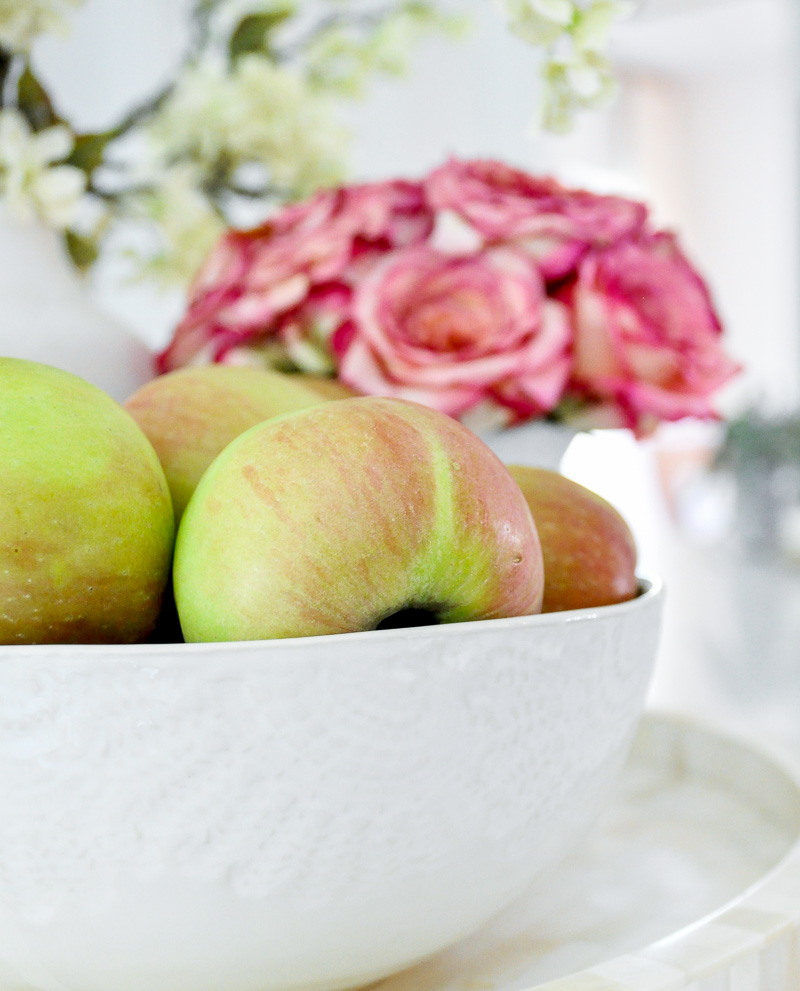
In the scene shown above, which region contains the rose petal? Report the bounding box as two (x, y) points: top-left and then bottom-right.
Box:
(568, 235), (738, 431)
(339, 336), (484, 416)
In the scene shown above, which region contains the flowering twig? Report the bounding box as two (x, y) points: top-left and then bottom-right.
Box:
(498, 0), (636, 131)
(272, 4), (401, 62)
(0, 0), (635, 284)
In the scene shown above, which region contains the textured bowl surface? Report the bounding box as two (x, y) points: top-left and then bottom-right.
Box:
(0, 578), (663, 991)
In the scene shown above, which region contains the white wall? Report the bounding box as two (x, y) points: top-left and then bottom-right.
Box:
(36, 0), (192, 132)
(343, 0), (542, 180)
(612, 0), (800, 413)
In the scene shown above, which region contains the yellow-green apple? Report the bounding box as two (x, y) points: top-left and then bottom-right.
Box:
(125, 365), (331, 524)
(0, 358), (174, 644)
(292, 374), (359, 400)
(508, 465), (637, 613)
(174, 397), (544, 641)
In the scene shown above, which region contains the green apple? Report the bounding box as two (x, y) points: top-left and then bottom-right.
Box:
(508, 465), (638, 613)
(125, 365), (330, 524)
(174, 397), (544, 641)
(0, 358), (174, 644)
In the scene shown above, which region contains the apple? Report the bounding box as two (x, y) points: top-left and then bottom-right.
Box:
(507, 465), (638, 613)
(0, 358), (174, 644)
(125, 365), (331, 523)
(292, 374), (359, 401)
(174, 397), (544, 641)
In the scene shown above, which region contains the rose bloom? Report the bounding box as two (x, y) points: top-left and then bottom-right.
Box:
(158, 179), (433, 371)
(426, 158), (647, 281)
(567, 233), (740, 434)
(158, 158), (739, 432)
(335, 244), (572, 419)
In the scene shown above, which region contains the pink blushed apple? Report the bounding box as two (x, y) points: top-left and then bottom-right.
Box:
(508, 465), (638, 613)
(174, 397), (544, 641)
(125, 365), (332, 524)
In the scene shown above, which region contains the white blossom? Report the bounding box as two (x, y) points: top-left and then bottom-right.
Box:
(149, 55), (347, 197)
(283, 334), (337, 375)
(0, 0), (85, 52)
(499, 0), (575, 46)
(126, 164), (226, 286)
(496, 0), (635, 131)
(573, 0), (636, 51)
(227, 55), (347, 194)
(148, 60), (236, 167)
(540, 49), (617, 132)
(306, 4), (465, 97)
(0, 109), (86, 227)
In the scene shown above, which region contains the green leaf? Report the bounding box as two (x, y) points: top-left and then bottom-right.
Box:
(66, 132), (113, 174)
(17, 67), (59, 131)
(229, 10), (293, 61)
(64, 230), (99, 271)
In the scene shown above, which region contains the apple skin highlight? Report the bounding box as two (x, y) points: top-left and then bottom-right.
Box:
(174, 397), (544, 641)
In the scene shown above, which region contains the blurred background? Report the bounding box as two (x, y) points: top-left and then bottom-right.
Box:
(29, 0), (800, 736)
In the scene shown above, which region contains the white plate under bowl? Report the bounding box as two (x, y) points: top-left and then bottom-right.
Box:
(372, 711), (800, 991)
(0, 579), (663, 991)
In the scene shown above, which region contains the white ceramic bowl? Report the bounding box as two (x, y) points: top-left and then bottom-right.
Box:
(0, 578), (663, 991)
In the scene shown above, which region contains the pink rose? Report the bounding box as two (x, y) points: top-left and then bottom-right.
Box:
(426, 158), (647, 282)
(276, 283), (353, 369)
(158, 157), (739, 434)
(336, 244), (572, 418)
(158, 180), (433, 372)
(568, 233), (740, 434)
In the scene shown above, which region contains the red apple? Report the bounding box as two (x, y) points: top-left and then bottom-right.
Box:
(174, 398), (544, 641)
(508, 465), (638, 613)
(125, 365), (330, 523)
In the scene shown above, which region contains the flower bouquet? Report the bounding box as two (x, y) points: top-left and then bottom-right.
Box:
(159, 157), (739, 439)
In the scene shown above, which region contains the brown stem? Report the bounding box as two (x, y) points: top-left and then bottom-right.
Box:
(106, 82), (175, 140)
(0, 48), (12, 108)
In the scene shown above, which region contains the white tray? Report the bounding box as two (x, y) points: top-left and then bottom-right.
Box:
(371, 711), (800, 991)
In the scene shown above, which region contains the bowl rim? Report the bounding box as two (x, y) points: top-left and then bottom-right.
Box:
(0, 574), (664, 658)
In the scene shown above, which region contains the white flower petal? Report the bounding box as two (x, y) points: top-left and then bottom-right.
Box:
(33, 124), (75, 165)
(2, 179), (36, 222)
(284, 334), (336, 375)
(31, 165), (86, 227)
(574, 0), (636, 52)
(0, 0), (85, 52)
(0, 109), (33, 163)
(566, 60), (604, 99)
(430, 209), (485, 256)
(529, 0), (575, 26)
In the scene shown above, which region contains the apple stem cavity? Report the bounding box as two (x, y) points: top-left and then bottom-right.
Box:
(374, 607), (442, 631)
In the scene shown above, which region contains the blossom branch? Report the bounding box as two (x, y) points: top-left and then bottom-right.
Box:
(271, 4), (402, 63)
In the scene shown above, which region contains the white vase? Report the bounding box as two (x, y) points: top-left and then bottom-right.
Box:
(481, 420), (578, 472)
(0, 214), (153, 402)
